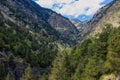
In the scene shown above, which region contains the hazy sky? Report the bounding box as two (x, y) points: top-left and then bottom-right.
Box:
(34, 0), (113, 21)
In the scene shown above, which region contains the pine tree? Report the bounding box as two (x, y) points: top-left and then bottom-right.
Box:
(20, 66), (35, 80)
(5, 73), (11, 80)
(49, 50), (70, 80)
(0, 64), (4, 80)
(107, 27), (120, 72)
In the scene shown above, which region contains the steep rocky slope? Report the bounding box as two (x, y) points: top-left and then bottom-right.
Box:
(71, 0), (120, 41)
(90, 0), (120, 36)
(70, 19), (82, 30)
(0, 0), (79, 46)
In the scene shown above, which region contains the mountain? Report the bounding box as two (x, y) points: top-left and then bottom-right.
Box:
(71, 0), (120, 41)
(0, 0), (79, 46)
(49, 0), (120, 80)
(89, 0), (120, 36)
(0, 0), (79, 79)
(70, 18), (82, 30)
(0, 0), (120, 80)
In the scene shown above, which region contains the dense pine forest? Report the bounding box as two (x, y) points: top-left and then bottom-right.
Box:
(49, 24), (120, 80)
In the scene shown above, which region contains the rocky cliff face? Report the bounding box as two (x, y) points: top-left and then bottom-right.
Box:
(0, 0), (79, 46)
(71, 0), (120, 41)
(70, 19), (82, 30)
(90, 0), (120, 36)
(47, 13), (79, 40)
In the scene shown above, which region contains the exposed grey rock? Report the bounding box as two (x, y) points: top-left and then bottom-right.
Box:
(70, 0), (120, 42)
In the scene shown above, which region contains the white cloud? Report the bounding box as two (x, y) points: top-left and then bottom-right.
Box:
(35, 0), (55, 8)
(35, 0), (108, 19)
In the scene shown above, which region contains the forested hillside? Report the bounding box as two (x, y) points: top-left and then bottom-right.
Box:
(0, 9), (58, 79)
(49, 24), (120, 80)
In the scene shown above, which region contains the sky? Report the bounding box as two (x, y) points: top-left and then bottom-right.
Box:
(34, 0), (113, 21)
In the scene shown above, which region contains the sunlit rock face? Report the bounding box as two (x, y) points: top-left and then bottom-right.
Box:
(70, 0), (120, 41)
